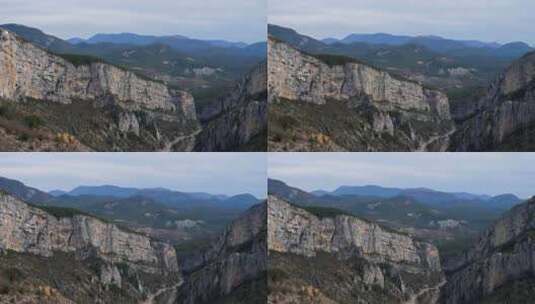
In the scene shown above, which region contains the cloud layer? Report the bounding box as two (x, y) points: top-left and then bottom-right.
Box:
(0, 0), (266, 43)
(269, 153), (535, 198)
(269, 0), (534, 45)
(0, 153), (267, 198)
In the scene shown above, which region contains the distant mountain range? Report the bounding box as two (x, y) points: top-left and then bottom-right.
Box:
(0, 176), (260, 208)
(270, 24), (533, 56)
(1, 24), (259, 50)
(268, 179), (523, 205)
(322, 32), (532, 54)
(0, 23), (73, 51)
(52, 184), (258, 207)
(67, 32), (249, 49)
(0, 176), (52, 203)
(269, 178), (523, 210)
(317, 184), (521, 204)
(0, 23), (266, 61)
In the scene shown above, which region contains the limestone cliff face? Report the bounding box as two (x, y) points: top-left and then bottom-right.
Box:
(177, 203), (266, 303)
(0, 192), (179, 275)
(441, 197), (535, 303)
(452, 51), (535, 151)
(268, 196), (444, 303)
(195, 62), (267, 151)
(0, 28), (202, 151)
(268, 38), (450, 118)
(0, 29), (195, 116)
(500, 52), (535, 97)
(268, 38), (454, 151)
(268, 196), (440, 270)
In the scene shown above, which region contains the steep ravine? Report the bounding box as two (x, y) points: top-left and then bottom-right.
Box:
(176, 202), (267, 304)
(451, 51), (535, 151)
(194, 62), (267, 151)
(440, 197), (535, 303)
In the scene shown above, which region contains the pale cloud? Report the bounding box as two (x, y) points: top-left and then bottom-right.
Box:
(269, 0), (534, 45)
(268, 153), (535, 198)
(0, 153), (267, 198)
(0, 0), (267, 43)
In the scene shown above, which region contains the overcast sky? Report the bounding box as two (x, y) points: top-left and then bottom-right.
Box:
(0, 0), (266, 43)
(269, 0), (534, 45)
(0, 153), (267, 198)
(269, 153), (535, 198)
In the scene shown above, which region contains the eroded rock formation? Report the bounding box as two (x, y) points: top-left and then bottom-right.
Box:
(452, 51), (535, 151)
(0, 192), (179, 274)
(0, 28), (195, 115)
(177, 202), (267, 304)
(0, 191), (182, 303)
(268, 196), (444, 303)
(0, 28), (201, 151)
(268, 196), (440, 269)
(268, 38), (455, 151)
(195, 62), (267, 151)
(441, 197), (535, 303)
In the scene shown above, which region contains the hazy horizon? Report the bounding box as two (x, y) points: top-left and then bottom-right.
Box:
(269, 0), (535, 45)
(0, 0), (266, 43)
(269, 23), (530, 46)
(268, 153), (535, 198)
(0, 153), (267, 198)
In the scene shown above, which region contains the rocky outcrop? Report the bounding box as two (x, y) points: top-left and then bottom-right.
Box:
(0, 28), (201, 152)
(268, 196), (444, 303)
(268, 196), (440, 270)
(441, 197), (535, 303)
(269, 38), (450, 117)
(452, 51), (535, 151)
(268, 37), (455, 151)
(0, 192), (179, 275)
(0, 28), (196, 116)
(195, 62), (267, 151)
(177, 202), (266, 303)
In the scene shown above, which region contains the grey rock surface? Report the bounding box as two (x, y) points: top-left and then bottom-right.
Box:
(195, 62), (267, 151)
(268, 38), (455, 151)
(452, 52), (535, 151)
(441, 197), (535, 303)
(0, 192), (179, 275)
(177, 202), (267, 303)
